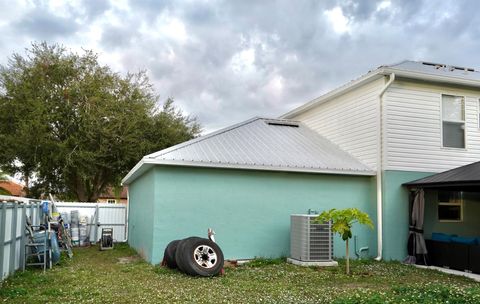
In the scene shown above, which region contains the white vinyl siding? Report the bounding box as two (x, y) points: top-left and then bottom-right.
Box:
(292, 77), (384, 170)
(385, 80), (480, 172)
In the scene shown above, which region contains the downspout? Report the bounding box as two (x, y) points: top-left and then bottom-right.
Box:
(374, 73), (395, 261)
(124, 187), (129, 242)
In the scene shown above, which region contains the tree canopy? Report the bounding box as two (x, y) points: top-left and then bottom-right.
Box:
(0, 42), (201, 201)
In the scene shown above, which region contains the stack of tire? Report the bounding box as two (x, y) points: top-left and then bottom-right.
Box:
(163, 237), (224, 276)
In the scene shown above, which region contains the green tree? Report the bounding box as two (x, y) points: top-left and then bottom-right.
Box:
(0, 170), (10, 195)
(0, 42), (200, 201)
(315, 208), (373, 275)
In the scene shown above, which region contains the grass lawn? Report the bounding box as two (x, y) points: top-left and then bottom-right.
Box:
(1, 244), (480, 303)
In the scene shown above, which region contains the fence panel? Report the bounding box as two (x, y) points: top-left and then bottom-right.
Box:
(55, 202), (127, 243)
(1, 196), (127, 281)
(0, 196), (42, 281)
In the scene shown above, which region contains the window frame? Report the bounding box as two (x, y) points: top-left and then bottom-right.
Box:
(437, 191), (463, 222)
(440, 94), (467, 150)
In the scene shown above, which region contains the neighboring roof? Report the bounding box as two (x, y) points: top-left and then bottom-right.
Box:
(281, 60), (480, 118)
(403, 161), (480, 188)
(122, 117), (375, 185)
(0, 180), (25, 196)
(98, 186), (128, 199)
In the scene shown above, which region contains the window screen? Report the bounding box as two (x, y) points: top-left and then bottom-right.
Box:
(442, 95), (465, 148)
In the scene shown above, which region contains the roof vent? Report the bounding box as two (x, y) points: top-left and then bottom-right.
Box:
(422, 62), (446, 69)
(422, 62), (474, 72)
(266, 121), (299, 127)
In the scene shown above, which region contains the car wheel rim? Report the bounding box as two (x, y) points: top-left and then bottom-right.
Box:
(193, 245), (217, 269)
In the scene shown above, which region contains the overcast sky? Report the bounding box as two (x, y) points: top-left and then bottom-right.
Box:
(1, 0), (479, 132)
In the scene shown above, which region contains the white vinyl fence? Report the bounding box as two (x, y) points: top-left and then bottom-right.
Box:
(0, 195), (127, 281)
(0, 197), (43, 281)
(55, 202), (127, 243)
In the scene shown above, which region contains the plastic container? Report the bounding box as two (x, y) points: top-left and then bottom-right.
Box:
(70, 210), (79, 222)
(79, 216), (89, 246)
(71, 227), (79, 246)
(50, 231), (61, 264)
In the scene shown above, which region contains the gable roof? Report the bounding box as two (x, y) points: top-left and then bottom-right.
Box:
(403, 161), (480, 188)
(122, 117), (374, 185)
(281, 60), (480, 119)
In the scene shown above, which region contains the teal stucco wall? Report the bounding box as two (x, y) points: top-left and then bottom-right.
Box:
(424, 191), (480, 238)
(129, 165), (377, 264)
(382, 170), (434, 261)
(128, 168), (156, 261)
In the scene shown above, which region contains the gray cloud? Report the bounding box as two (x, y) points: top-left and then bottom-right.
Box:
(2, 0), (480, 132)
(14, 9), (79, 38)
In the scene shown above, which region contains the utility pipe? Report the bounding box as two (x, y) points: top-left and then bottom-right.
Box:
(374, 73), (395, 261)
(354, 235), (369, 259)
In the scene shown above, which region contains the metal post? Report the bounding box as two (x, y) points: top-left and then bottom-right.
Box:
(9, 204), (18, 274)
(94, 204), (99, 244)
(37, 203), (42, 225)
(0, 204), (7, 280)
(20, 205), (27, 271)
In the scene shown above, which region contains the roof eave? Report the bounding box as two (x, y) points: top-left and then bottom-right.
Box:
(403, 181), (480, 188)
(381, 67), (480, 88)
(122, 159), (375, 185)
(121, 158), (156, 185)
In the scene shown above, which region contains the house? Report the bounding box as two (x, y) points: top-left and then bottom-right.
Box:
(97, 187), (128, 204)
(123, 60), (480, 264)
(0, 180), (25, 197)
(122, 118), (376, 263)
(280, 60), (480, 262)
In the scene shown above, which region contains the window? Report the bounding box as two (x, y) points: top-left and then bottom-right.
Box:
(442, 94), (465, 148)
(107, 199), (116, 204)
(438, 191), (463, 222)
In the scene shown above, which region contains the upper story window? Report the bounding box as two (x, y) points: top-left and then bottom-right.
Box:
(442, 94), (465, 148)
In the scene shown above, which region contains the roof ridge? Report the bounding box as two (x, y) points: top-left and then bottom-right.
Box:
(146, 117), (263, 159)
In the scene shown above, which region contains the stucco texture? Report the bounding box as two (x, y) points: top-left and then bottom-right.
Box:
(128, 165), (377, 264)
(382, 170), (435, 261)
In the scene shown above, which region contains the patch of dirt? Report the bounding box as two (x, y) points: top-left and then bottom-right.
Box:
(117, 256), (140, 264)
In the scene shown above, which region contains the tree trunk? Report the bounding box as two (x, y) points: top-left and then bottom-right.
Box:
(72, 174), (88, 202)
(24, 173), (30, 197)
(346, 238), (350, 275)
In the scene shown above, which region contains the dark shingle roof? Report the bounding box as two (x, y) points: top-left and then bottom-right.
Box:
(403, 161), (480, 188)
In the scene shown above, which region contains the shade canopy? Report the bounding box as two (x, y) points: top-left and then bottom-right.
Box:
(403, 161), (480, 190)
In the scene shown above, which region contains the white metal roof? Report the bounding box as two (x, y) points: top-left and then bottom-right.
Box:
(122, 117), (374, 184)
(282, 60), (480, 118)
(387, 60), (480, 82)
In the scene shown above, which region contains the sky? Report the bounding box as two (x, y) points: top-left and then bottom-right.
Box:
(0, 0), (479, 132)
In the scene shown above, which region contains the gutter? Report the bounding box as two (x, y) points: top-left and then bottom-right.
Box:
(374, 73), (395, 261)
(124, 189), (129, 242)
(122, 157), (376, 185)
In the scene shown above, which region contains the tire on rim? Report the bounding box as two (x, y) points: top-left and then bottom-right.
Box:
(175, 237), (203, 273)
(176, 237), (224, 276)
(163, 240), (180, 269)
